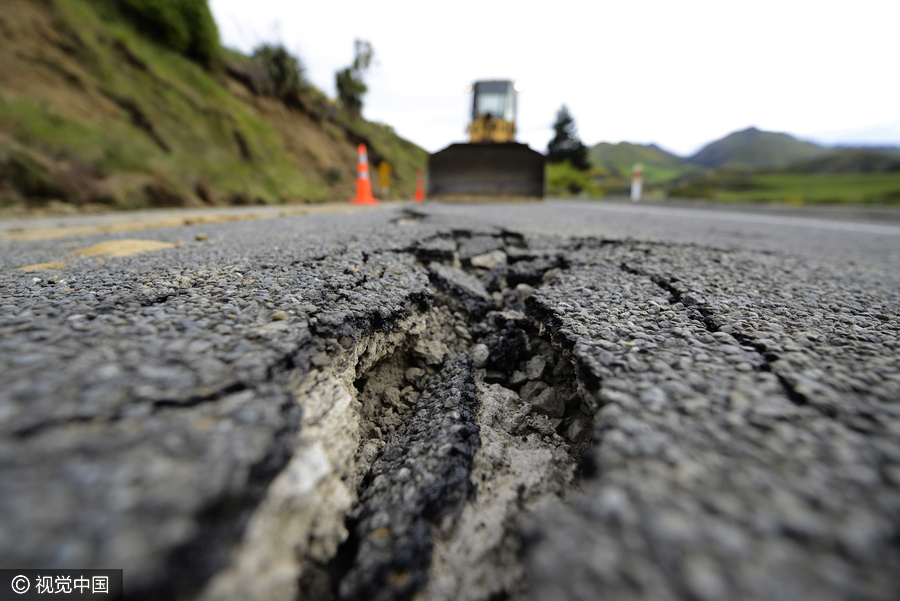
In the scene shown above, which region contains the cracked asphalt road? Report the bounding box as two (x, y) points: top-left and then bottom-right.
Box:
(1, 200), (898, 600)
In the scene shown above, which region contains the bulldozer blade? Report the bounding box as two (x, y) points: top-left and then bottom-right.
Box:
(427, 143), (545, 200)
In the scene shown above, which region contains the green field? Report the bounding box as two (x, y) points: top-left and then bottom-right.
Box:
(715, 173), (900, 204)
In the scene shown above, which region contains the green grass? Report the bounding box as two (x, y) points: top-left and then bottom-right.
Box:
(0, 91), (160, 175)
(714, 173), (900, 204)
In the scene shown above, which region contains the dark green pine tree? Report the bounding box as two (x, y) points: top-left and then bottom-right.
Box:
(547, 105), (591, 171)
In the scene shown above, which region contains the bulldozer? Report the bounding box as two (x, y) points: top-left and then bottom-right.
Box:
(427, 80), (545, 200)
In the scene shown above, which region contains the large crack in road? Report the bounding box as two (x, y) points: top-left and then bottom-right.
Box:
(197, 227), (595, 601)
(1, 205), (898, 600)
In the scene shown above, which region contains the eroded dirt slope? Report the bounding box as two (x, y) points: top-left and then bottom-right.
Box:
(0, 0), (425, 214)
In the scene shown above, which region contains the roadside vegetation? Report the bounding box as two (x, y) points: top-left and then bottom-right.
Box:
(335, 40), (373, 119)
(0, 0), (426, 214)
(546, 162), (601, 197)
(546, 105), (599, 196)
(115, 0), (220, 68)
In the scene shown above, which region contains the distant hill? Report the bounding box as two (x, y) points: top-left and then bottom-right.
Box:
(689, 127), (832, 169)
(785, 149), (900, 174)
(588, 141), (691, 181)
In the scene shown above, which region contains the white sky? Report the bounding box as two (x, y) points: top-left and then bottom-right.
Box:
(209, 0), (900, 156)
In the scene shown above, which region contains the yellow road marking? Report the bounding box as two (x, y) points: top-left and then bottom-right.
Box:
(15, 261), (66, 271)
(2, 202), (397, 242)
(72, 239), (176, 258)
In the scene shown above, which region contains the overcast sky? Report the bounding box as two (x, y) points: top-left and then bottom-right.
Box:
(209, 0), (899, 156)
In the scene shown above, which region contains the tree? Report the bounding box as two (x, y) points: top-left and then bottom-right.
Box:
(336, 39), (374, 118)
(547, 105), (591, 171)
(252, 43), (307, 99)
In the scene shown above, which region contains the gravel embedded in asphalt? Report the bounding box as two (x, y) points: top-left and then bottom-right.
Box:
(0, 201), (898, 600)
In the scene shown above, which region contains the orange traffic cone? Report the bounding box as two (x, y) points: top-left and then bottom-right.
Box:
(350, 144), (378, 205)
(413, 170), (424, 202)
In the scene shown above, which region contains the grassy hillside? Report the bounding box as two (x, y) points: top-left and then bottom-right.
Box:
(0, 0), (426, 213)
(588, 141), (692, 182)
(689, 127), (832, 169)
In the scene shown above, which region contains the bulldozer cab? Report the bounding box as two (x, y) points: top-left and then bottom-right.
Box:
(469, 80), (516, 143)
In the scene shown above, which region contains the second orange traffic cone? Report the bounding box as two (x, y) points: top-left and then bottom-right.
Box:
(350, 144), (378, 205)
(414, 170), (424, 202)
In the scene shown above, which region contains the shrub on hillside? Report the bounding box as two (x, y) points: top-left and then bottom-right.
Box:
(251, 44), (307, 99)
(119, 0), (219, 68)
(335, 67), (366, 116)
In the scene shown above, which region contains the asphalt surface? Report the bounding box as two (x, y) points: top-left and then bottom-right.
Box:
(1, 200), (898, 600)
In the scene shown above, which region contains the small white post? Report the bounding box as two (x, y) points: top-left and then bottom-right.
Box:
(631, 163), (643, 202)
